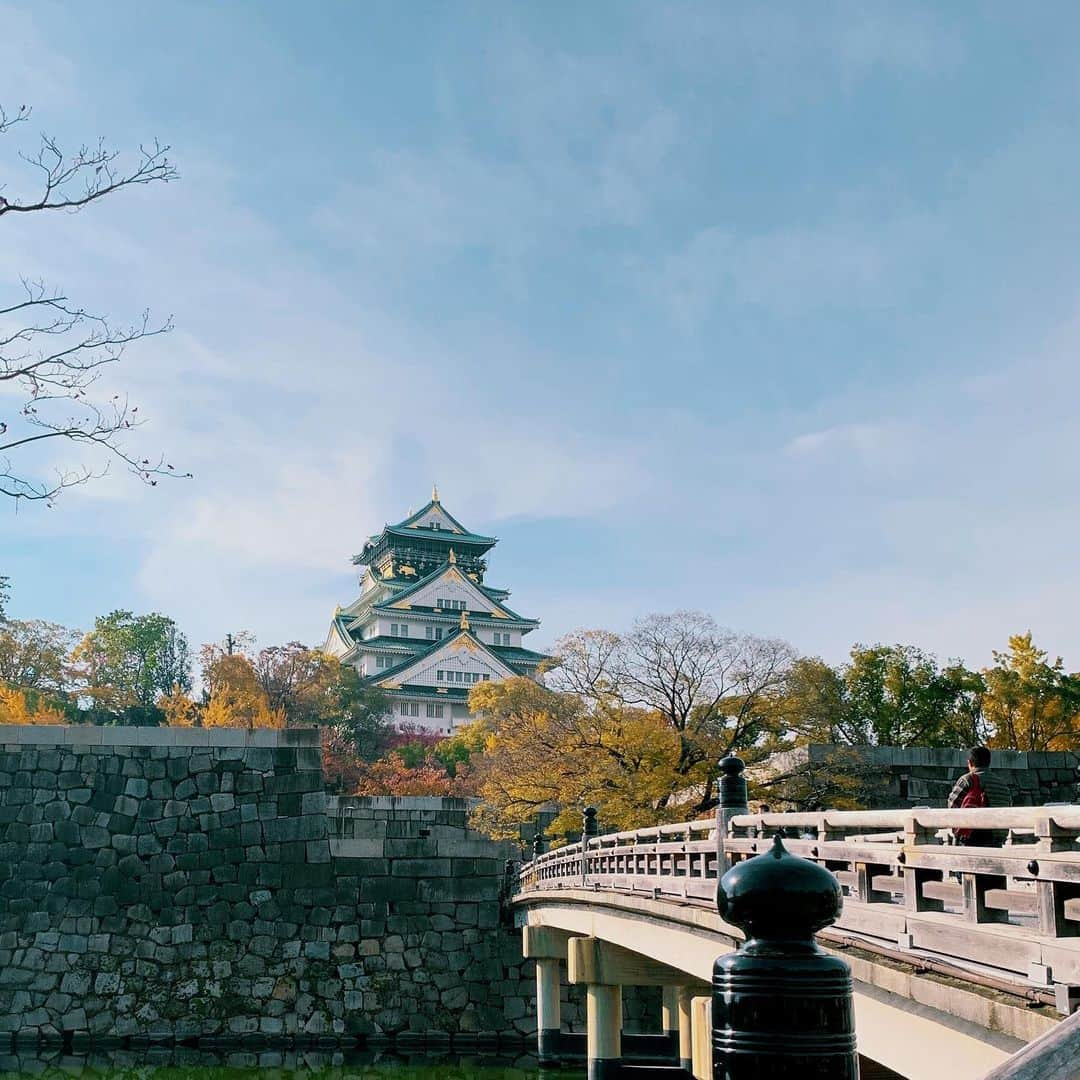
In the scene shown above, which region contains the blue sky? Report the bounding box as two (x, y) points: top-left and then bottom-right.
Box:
(4, 2), (1080, 670)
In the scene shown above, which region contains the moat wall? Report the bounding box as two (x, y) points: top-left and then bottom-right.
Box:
(0, 726), (656, 1047)
(753, 743), (1078, 809)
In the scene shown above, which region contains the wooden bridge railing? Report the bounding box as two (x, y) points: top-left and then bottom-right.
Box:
(517, 806), (1080, 1012)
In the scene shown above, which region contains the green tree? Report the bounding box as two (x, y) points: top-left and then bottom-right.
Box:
(324, 663), (390, 759)
(0, 618), (78, 695)
(842, 644), (984, 747)
(982, 633), (1080, 751)
(0, 575), (9, 621)
(76, 610), (191, 724)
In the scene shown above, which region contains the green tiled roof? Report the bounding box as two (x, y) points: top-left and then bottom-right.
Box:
(389, 684), (470, 699)
(489, 645), (552, 665)
(351, 635), (425, 652)
(368, 559), (530, 622)
(393, 499), (476, 535)
(383, 524), (497, 546)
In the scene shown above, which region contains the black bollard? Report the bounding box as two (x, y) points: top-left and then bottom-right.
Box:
(713, 834), (858, 1079)
(717, 754), (748, 872)
(582, 806), (598, 885)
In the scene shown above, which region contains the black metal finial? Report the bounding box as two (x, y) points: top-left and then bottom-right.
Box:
(717, 754), (749, 815)
(719, 754), (746, 778)
(717, 833), (842, 940)
(713, 834), (857, 1077)
(582, 806), (599, 838)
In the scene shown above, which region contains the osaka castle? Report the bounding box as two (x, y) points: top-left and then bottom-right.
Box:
(324, 488), (551, 734)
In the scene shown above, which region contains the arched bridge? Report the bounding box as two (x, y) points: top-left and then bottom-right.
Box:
(513, 803), (1080, 1080)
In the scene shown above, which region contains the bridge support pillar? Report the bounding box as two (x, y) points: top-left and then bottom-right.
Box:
(522, 925), (572, 1066)
(536, 957), (561, 1064)
(677, 986), (696, 1072)
(691, 995), (712, 1080)
(662, 985), (679, 1047)
(586, 982), (622, 1080)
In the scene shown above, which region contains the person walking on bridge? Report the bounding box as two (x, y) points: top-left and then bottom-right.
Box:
(947, 746), (1012, 846)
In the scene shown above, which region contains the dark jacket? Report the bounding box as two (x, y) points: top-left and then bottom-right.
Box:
(947, 767), (1012, 809)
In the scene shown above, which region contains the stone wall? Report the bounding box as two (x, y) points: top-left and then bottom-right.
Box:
(0, 726), (657, 1047)
(752, 744), (1079, 809)
(327, 794), (528, 1038)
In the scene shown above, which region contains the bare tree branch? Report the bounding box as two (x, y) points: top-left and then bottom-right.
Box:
(1, 106), (187, 503)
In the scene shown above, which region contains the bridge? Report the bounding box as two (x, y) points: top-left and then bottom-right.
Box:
(513, 781), (1080, 1079)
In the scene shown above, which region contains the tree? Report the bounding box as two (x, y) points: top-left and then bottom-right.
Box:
(75, 610), (191, 724)
(320, 662), (390, 758)
(982, 633), (1080, 751)
(252, 642), (333, 723)
(199, 650), (282, 729)
(0, 683), (67, 725)
(466, 676), (690, 839)
(550, 612), (795, 813)
(0, 618), (77, 694)
(160, 685), (201, 727)
(772, 647), (987, 751)
(0, 575), (9, 621)
(767, 656), (849, 744)
(1, 103), (188, 502)
(841, 644), (986, 748)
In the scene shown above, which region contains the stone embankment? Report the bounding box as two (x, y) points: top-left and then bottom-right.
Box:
(0, 725), (654, 1047)
(753, 744), (1078, 808)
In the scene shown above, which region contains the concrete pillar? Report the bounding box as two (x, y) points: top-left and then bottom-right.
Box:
(536, 956), (561, 1064)
(662, 984), (679, 1043)
(586, 982), (622, 1080)
(677, 986), (695, 1072)
(691, 995), (713, 1080)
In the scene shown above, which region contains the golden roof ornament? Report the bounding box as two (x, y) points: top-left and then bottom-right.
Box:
(448, 548), (457, 565)
(459, 609), (470, 631)
(432, 482), (440, 502)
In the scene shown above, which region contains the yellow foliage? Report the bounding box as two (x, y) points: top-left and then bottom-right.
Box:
(466, 677), (695, 839)
(161, 686), (200, 727)
(200, 655), (284, 729)
(983, 633), (1080, 751)
(0, 683), (67, 725)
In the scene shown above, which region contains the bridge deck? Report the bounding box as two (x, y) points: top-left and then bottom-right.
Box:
(514, 806), (1080, 1079)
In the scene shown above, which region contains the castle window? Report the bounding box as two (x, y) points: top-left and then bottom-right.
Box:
(437, 670), (443, 681)
(482, 674), (490, 681)
(426, 704), (444, 719)
(399, 702), (419, 718)
(376, 655), (391, 669)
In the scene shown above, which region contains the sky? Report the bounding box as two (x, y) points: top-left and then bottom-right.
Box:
(3, 2), (1080, 671)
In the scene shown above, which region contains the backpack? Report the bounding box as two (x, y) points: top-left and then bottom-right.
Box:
(954, 773), (987, 842)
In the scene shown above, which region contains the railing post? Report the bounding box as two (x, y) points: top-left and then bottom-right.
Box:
(582, 806), (598, 886)
(713, 834), (858, 1078)
(717, 754), (748, 873)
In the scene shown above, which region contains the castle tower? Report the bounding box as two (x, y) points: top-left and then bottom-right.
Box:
(323, 490), (550, 733)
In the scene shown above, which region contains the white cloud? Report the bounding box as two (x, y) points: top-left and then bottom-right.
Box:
(785, 422), (892, 459)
